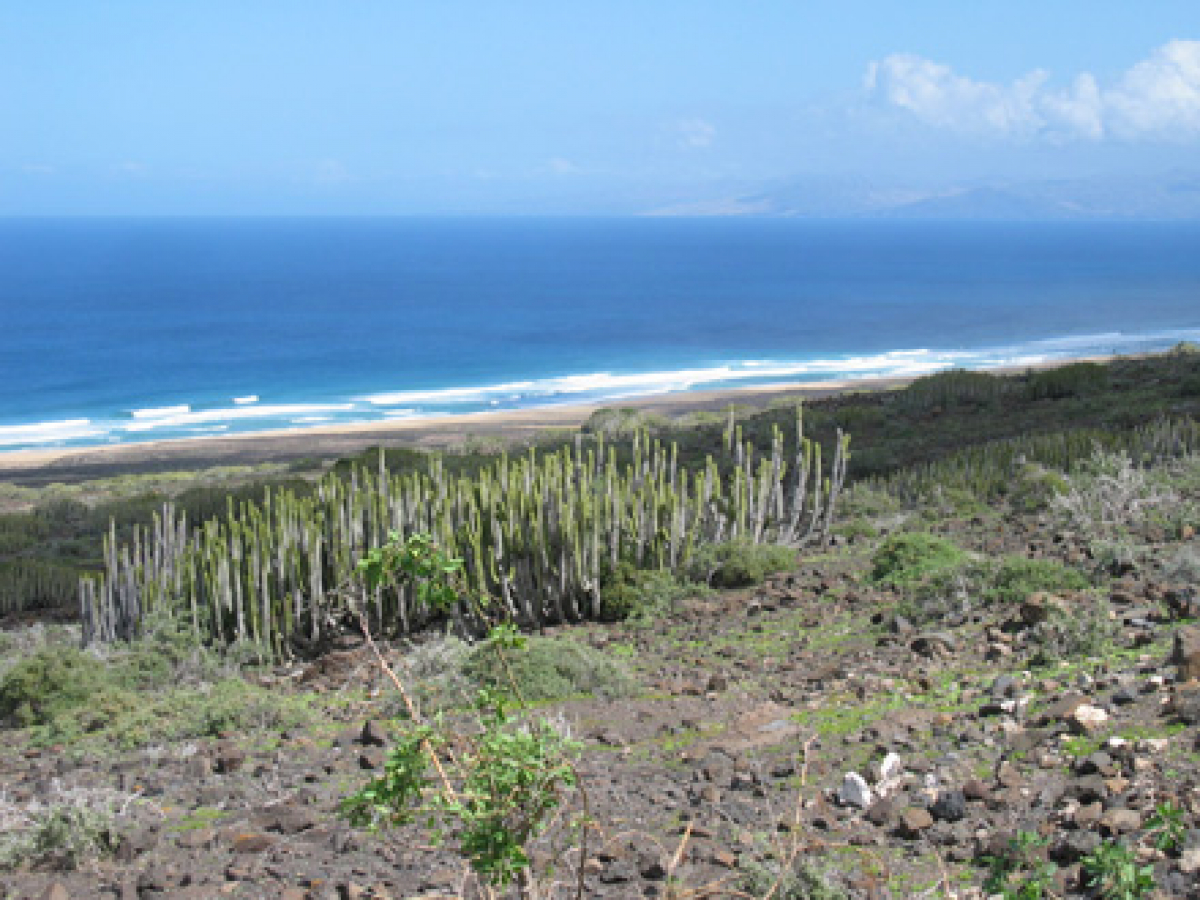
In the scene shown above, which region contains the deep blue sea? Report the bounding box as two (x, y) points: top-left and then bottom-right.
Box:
(2, 218), (1199, 452)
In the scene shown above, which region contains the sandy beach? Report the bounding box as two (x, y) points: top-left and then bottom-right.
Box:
(0, 353), (1128, 485)
(0, 374), (919, 484)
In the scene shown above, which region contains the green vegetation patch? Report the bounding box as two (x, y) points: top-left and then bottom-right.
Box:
(981, 555), (1090, 605)
(1025, 361), (1108, 401)
(869, 532), (967, 588)
(0, 627), (317, 754)
(462, 634), (639, 702)
(601, 565), (697, 622)
(687, 540), (797, 589)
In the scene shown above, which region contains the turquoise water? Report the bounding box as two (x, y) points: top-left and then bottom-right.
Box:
(2, 218), (1199, 450)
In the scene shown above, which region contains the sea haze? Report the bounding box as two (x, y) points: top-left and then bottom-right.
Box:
(2, 218), (1199, 451)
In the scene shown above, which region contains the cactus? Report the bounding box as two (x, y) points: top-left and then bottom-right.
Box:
(82, 426), (849, 657)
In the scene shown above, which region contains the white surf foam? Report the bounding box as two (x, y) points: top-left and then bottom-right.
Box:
(0, 418), (105, 447)
(121, 403), (355, 433)
(131, 404), (191, 419)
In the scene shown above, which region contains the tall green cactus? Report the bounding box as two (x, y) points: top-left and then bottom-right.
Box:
(82, 423), (849, 656)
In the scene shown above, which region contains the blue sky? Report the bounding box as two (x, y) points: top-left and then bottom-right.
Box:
(2, 2), (1198, 214)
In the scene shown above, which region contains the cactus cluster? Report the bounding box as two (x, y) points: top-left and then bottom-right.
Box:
(82, 415), (849, 658)
(874, 416), (1200, 502)
(0, 558), (79, 616)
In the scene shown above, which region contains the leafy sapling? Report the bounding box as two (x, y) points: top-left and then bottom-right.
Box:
(979, 830), (1058, 900)
(1080, 840), (1155, 900)
(341, 532), (585, 895)
(1144, 800), (1188, 855)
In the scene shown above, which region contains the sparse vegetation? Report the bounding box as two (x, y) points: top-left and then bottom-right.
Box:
(3, 350), (1200, 896)
(462, 633), (638, 702)
(0, 783), (138, 871)
(869, 531), (967, 588)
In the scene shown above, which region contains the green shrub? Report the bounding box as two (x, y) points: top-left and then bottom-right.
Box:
(0, 648), (101, 727)
(1, 626), (313, 751)
(870, 532), (967, 588)
(686, 541), (796, 588)
(982, 556), (1089, 606)
(832, 518), (878, 541)
(1025, 362), (1107, 400)
(599, 564), (705, 621)
(0, 789), (128, 871)
(36, 677), (318, 752)
(1162, 545), (1200, 586)
(915, 486), (991, 524)
(1027, 598), (1119, 667)
(895, 562), (980, 626)
(839, 483), (903, 520)
(462, 635), (637, 702)
(1006, 463), (1070, 513)
(899, 369), (1006, 410)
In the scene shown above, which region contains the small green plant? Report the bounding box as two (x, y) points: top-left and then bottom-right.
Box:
(599, 564), (705, 622)
(1144, 800), (1188, 855)
(831, 518), (878, 541)
(1027, 598), (1119, 667)
(461, 633), (637, 702)
(982, 555), (1089, 606)
(686, 540), (796, 588)
(342, 533), (586, 893)
(356, 530), (465, 614)
(869, 532), (967, 588)
(0, 784), (135, 871)
(343, 682), (580, 888)
(1080, 839), (1155, 899)
(979, 830), (1058, 900)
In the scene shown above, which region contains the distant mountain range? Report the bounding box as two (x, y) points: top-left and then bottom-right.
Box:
(646, 172), (1200, 220)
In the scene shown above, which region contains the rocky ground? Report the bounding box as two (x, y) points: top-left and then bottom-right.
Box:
(2, 500), (1200, 899)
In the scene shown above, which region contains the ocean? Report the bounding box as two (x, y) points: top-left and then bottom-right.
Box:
(2, 217), (1199, 452)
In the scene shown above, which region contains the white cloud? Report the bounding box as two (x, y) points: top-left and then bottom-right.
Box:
(865, 40), (1200, 142)
(671, 118), (716, 149)
(1107, 40), (1200, 137)
(548, 157), (580, 175)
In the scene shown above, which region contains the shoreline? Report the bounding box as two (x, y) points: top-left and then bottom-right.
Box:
(0, 374), (914, 482)
(0, 353), (1125, 483)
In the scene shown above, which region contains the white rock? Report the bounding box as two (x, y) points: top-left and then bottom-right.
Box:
(879, 752), (903, 782)
(1069, 704), (1109, 733)
(872, 752), (905, 797)
(1179, 847), (1200, 874)
(837, 772), (873, 809)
